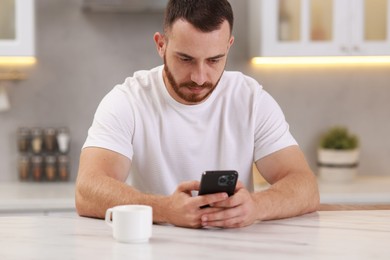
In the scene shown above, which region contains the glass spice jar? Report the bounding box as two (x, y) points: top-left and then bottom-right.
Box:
(17, 127), (31, 153)
(58, 155), (69, 181)
(31, 155), (43, 181)
(57, 127), (70, 154)
(44, 128), (57, 153)
(18, 155), (30, 181)
(31, 128), (43, 154)
(45, 155), (57, 181)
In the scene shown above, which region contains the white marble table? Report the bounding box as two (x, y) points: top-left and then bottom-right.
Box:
(0, 210), (389, 259)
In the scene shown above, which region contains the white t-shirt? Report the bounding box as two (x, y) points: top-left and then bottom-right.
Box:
(83, 65), (297, 195)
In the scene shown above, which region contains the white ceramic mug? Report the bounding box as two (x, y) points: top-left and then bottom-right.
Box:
(105, 205), (153, 243)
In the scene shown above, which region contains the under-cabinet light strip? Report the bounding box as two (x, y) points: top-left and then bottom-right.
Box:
(0, 57), (37, 66)
(251, 56), (390, 66)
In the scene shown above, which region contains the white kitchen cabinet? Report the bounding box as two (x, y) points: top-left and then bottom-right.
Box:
(249, 0), (390, 57)
(0, 0), (35, 57)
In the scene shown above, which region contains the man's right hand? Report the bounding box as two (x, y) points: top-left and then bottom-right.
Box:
(163, 180), (229, 228)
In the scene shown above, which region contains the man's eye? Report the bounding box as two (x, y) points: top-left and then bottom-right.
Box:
(209, 59), (220, 64)
(180, 57), (192, 63)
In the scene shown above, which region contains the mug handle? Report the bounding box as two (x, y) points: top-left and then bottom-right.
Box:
(105, 208), (113, 227)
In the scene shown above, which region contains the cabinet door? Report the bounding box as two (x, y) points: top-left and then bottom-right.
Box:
(350, 0), (390, 55)
(253, 0), (348, 57)
(0, 0), (35, 57)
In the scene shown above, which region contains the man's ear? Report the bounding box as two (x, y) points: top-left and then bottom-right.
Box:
(154, 32), (166, 58)
(229, 36), (235, 47)
(228, 35), (235, 50)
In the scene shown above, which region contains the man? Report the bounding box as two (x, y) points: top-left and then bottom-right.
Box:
(75, 0), (319, 229)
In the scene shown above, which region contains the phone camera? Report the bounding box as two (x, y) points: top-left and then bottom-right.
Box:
(218, 175), (235, 186)
(218, 175), (227, 185)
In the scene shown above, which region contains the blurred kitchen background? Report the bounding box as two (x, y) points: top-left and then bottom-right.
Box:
(0, 0), (390, 183)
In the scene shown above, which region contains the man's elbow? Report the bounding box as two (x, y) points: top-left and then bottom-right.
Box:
(74, 181), (93, 218)
(75, 187), (87, 217)
(309, 192), (321, 213)
(307, 180), (320, 213)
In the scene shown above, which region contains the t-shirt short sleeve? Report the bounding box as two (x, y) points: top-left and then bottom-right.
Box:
(82, 87), (134, 160)
(253, 89), (297, 162)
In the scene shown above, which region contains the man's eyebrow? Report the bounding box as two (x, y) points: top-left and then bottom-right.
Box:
(176, 52), (194, 59)
(208, 54), (226, 60)
(176, 52), (226, 60)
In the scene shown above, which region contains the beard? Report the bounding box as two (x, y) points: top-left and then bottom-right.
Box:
(163, 55), (221, 104)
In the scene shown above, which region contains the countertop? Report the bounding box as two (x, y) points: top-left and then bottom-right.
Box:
(318, 175), (390, 204)
(0, 182), (75, 213)
(0, 175), (389, 214)
(256, 175), (390, 204)
(0, 210), (389, 259)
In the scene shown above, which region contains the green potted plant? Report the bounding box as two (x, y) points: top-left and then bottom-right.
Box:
(317, 126), (360, 182)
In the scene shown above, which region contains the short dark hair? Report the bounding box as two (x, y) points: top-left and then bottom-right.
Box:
(164, 0), (234, 34)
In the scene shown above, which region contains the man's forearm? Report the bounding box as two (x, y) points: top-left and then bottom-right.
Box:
(75, 173), (170, 223)
(252, 171), (320, 221)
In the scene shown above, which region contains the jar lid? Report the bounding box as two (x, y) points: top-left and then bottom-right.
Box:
(31, 128), (43, 136)
(18, 127), (30, 136)
(44, 128), (56, 135)
(58, 155), (69, 163)
(19, 155), (30, 162)
(45, 155), (57, 163)
(31, 155), (43, 163)
(57, 127), (70, 134)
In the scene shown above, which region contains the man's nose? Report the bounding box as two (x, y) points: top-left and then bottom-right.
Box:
(191, 64), (207, 86)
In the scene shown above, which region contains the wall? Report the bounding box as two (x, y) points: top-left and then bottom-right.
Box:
(0, 0), (389, 182)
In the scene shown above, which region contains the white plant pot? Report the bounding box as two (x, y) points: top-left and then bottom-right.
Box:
(317, 149), (359, 183)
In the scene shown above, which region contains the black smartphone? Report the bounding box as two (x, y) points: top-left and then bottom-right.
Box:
(198, 170), (239, 197)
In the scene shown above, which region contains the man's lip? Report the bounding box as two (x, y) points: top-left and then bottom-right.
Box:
(188, 86), (203, 90)
(186, 86), (204, 93)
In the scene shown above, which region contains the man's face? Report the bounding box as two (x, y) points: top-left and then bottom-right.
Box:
(155, 19), (234, 105)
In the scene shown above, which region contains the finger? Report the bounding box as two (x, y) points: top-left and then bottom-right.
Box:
(201, 207), (242, 228)
(195, 192), (229, 208)
(201, 206), (239, 222)
(202, 216), (244, 228)
(199, 206), (225, 215)
(177, 180), (200, 192)
(235, 180), (244, 191)
(212, 191), (242, 208)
